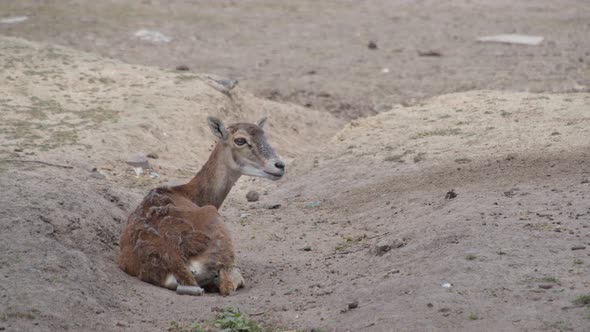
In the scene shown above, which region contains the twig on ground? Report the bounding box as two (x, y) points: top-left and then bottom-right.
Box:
(1, 159), (74, 169)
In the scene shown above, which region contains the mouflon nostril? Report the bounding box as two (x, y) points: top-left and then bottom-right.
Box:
(274, 161), (285, 170)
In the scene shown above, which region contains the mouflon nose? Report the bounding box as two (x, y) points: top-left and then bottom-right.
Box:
(274, 161), (285, 171)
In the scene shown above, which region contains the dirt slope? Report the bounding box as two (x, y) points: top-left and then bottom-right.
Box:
(1, 38), (589, 332)
(1, 0), (589, 119)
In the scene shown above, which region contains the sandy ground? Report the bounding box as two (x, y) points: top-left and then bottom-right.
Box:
(0, 37), (589, 332)
(1, 1), (590, 332)
(1, 0), (589, 119)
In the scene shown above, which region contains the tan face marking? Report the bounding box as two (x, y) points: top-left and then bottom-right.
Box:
(208, 117), (285, 180)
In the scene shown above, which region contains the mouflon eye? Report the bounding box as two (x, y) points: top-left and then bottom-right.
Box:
(234, 138), (247, 146)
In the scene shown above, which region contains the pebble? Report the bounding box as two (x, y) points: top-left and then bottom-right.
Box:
(89, 172), (106, 180)
(133, 29), (172, 43)
(304, 201), (321, 208)
(126, 155), (150, 169)
(246, 190), (260, 202)
(571, 245), (586, 250)
(445, 189), (457, 199)
(146, 152), (159, 159)
(372, 238), (406, 256)
(367, 41), (378, 49)
(539, 284), (554, 289)
(348, 300), (359, 310)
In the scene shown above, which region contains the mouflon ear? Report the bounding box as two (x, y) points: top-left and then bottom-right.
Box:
(207, 116), (229, 140)
(256, 116), (267, 129)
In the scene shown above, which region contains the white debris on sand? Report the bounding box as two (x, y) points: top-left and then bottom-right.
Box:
(0, 16), (29, 24)
(477, 34), (544, 46)
(132, 29), (172, 43)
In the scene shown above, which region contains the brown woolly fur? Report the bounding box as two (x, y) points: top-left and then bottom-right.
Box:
(117, 116), (284, 295)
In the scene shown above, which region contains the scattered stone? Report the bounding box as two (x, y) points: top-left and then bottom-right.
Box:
(13, 148), (23, 152)
(175, 65), (190, 71)
(302, 246), (312, 252)
(133, 29), (172, 43)
(264, 203), (281, 210)
(571, 245), (586, 251)
(441, 282), (452, 288)
(146, 152), (159, 159)
(438, 308), (451, 316)
(418, 50), (442, 57)
(132, 167), (143, 176)
(505, 153), (518, 161)
(427, 303), (434, 308)
(0, 16), (29, 24)
(367, 41), (378, 50)
(246, 190), (260, 202)
(477, 34), (544, 46)
(89, 172), (106, 180)
(445, 189), (457, 200)
(348, 300), (359, 310)
(126, 155), (150, 169)
(372, 238), (406, 256)
(539, 284), (554, 289)
(214, 78), (239, 91)
(454, 158), (472, 164)
(239, 213), (251, 219)
(149, 172), (160, 179)
(304, 201), (321, 208)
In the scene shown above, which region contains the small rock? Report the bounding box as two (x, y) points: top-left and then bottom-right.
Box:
(0, 16), (29, 24)
(372, 238), (406, 256)
(418, 50), (442, 57)
(246, 190), (260, 202)
(367, 41), (378, 50)
(445, 189), (457, 199)
(133, 29), (172, 43)
(427, 303), (434, 308)
(477, 34), (543, 46)
(126, 155), (150, 169)
(264, 203), (281, 210)
(215, 79), (238, 91)
(441, 282), (452, 288)
(505, 153), (518, 161)
(348, 300), (359, 310)
(438, 308), (451, 316)
(13, 148), (23, 152)
(146, 152), (159, 159)
(175, 65), (190, 71)
(304, 201), (321, 208)
(89, 172), (106, 180)
(571, 245), (586, 251)
(302, 246), (312, 251)
(539, 284), (554, 289)
(132, 167), (143, 176)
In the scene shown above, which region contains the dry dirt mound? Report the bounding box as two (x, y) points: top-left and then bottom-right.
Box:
(1, 37), (589, 332)
(0, 37), (341, 331)
(262, 91), (590, 331)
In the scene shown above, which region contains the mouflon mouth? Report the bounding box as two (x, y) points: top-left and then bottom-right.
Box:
(264, 170), (284, 179)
